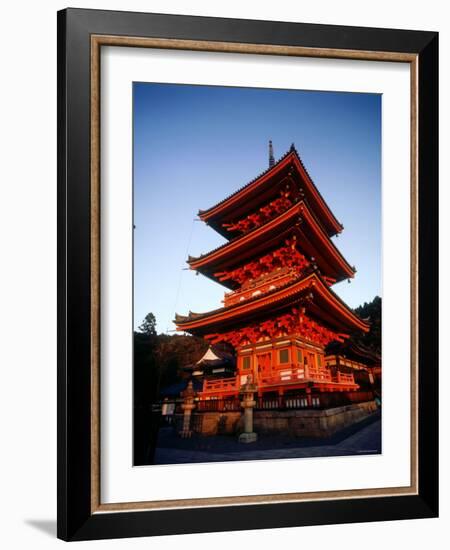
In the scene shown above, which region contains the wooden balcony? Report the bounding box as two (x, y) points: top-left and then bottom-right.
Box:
(202, 376), (238, 394)
(223, 268), (295, 307)
(200, 364), (357, 396)
(335, 371), (356, 384)
(260, 363), (356, 387)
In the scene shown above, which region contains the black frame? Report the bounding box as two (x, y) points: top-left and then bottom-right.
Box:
(57, 8), (438, 541)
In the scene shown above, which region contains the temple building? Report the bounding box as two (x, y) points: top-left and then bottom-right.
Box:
(176, 143), (373, 410)
(325, 340), (382, 393)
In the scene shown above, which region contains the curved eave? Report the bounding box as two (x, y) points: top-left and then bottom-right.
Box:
(198, 149), (342, 237)
(308, 276), (370, 334)
(176, 272), (369, 335)
(189, 201), (355, 285)
(326, 341), (381, 365)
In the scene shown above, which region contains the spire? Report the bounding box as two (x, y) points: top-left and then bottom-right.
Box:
(269, 140), (275, 168)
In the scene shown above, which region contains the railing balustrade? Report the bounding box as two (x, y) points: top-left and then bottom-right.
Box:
(196, 398), (241, 412)
(257, 397), (279, 409)
(285, 396), (309, 408)
(336, 371), (355, 384)
(158, 389), (374, 418)
(200, 365), (356, 396)
(202, 376), (238, 392)
(260, 363), (337, 386)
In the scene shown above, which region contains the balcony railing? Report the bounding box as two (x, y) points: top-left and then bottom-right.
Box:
(196, 398), (241, 412)
(335, 371), (355, 384)
(202, 376), (238, 393)
(158, 390), (375, 417)
(223, 269), (296, 307)
(306, 364), (333, 382)
(260, 363), (338, 386)
(200, 365), (356, 395)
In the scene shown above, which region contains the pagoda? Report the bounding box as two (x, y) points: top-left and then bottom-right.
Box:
(176, 142), (370, 406)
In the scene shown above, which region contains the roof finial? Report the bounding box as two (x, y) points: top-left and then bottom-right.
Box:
(269, 140), (275, 168)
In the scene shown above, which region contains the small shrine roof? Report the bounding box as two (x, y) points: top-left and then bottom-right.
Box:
(196, 346), (235, 366)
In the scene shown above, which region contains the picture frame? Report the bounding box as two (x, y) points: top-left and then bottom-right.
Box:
(57, 7), (438, 541)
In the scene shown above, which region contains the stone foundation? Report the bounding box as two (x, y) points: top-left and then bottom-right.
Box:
(190, 401), (378, 438)
(192, 411), (241, 436)
(253, 400), (378, 438)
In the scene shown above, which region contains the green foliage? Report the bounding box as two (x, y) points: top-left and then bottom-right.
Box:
(133, 330), (159, 406)
(133, 313), (208, 406)
(155, 333), (208, 388)
(133, 313), (208, 463)
(352, 296), (382, 354)
(137, 312), (157, 336)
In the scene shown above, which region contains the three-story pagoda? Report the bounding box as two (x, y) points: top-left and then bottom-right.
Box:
(176, 142), (369, 405)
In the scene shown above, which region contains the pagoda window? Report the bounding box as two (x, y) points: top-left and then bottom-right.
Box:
(279, 348), (290, 364)
(317, 354), (323, 367)
(242, 355), (252, 370)
(296, 348), (303, 363)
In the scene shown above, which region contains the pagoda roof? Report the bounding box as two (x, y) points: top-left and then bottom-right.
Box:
(175, 272), (369, 337)
(198, 145), (343, 238)
(189, 201), (355, 288)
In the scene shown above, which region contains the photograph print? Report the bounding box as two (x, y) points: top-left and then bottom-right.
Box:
(133, 83), (382, 466)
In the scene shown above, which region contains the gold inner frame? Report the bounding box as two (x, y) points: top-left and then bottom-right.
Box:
(90, 35), (419, 514)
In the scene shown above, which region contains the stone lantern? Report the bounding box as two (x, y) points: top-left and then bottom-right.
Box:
(180, 380), (196, 438)
(238, 376), (258, 443)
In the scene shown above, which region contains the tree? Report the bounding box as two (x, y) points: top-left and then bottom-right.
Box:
(156, 333), (208, 388)
(138, 312), (157, 336)
(352, 296), (382, 353)
(133, 312), (208, 464)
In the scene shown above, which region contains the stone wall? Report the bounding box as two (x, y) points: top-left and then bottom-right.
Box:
(253, 400), (378, 438)
(191, 401), (378, 438)
(192, 411), (241, 436)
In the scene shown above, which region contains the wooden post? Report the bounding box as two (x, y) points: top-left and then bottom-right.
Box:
(304, 359), (310, 380)
(278, 388), (285, 409)
(305, 387), (313, 407)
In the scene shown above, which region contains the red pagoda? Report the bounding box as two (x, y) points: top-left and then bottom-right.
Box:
(176, 142), (370, 407)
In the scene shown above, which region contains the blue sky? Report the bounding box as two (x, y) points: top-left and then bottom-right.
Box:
(133, 83), (381, 333)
